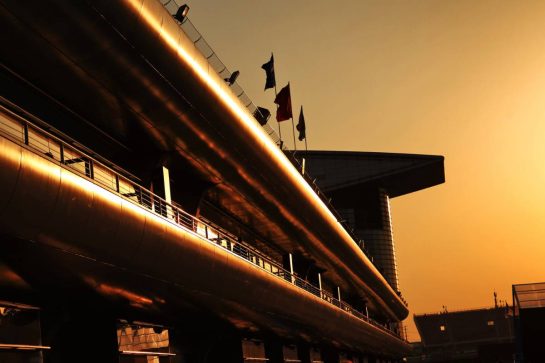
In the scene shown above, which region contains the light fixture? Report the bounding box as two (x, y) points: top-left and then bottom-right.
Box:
(174, 4), (190, 22)
(224, 71), (240, 86)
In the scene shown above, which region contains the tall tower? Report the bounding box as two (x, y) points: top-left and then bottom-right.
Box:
(355, 188), (399, 291)
(301, 150), (445, 293)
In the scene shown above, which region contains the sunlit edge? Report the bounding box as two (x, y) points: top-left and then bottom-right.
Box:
(123, 0), (353, 241)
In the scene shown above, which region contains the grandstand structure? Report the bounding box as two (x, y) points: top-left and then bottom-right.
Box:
(0, 0), (444, 362)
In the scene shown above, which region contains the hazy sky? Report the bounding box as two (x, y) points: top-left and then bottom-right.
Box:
(185, 0), (545, 340)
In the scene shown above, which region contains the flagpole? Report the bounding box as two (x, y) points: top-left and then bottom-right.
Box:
(290, 115), (297, 151)
(274, 83), (283, 146)
(288, 83), (296, 151)
(271, 53), (283, 147)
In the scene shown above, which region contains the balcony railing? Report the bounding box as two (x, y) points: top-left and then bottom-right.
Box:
(160, 0), (281, 147)
(0, 101), (404, 341)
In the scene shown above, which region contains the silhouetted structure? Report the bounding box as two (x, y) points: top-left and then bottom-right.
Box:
(0, 0), (444, 362)
(412, 306), (514, 362)
(513, 282), (545, 362)
(300, 150), (444, 293)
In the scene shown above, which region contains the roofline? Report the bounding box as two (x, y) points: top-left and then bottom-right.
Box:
(300, 150), (444, 161)
(299, 150), (445, 198)
(413, 305), (506, 317)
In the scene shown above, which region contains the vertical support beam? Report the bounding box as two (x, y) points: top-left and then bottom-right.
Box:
(88, 159), (94, 179)
(289, 253), (295, 284)
(162, 166), (172, 204)
(163, 166), (172, 218)
(42, 308), (118, 363)
(318, 273), (323, 298)
(115, 174), (120, 193)
(337, 286), (342, 303)
(23, 123), (29, 145)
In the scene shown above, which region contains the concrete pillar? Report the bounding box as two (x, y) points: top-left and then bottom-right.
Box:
(169, 324), (243, 363)
(41, 308), (118, 363)
(162, 166), (171, 204)
(309, 347), (322, 363)
(322, 346), (339, 363)
(242, 339), (267, 363)
(282, 344), (299, 362)
(0, 302), (43, 363)
(264, 339), (283, 363)
(355, 189), (399, 291)
(289, 253), (295, 284)
(297, 343), (311, 363)
(318, 273), (323, 298)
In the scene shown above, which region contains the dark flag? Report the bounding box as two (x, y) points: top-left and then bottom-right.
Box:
(261, 54), (276, 90)
(274, 83), (292, 122)
(296, 106), (306, 141)
(253, 106), (271, 126)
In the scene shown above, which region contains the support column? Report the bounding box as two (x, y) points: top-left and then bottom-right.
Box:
(309, 347), (322, 363)
(297, 343), (311, 363)
(322, 346), (339, 363)
(41, 307), (118, 363)
(318, 273), (323, 298)
(242, 339), (267, 363)
(282, 344), (300, 363)
(265, 339), (283, 363)
(162, 166), (173, 220)
(289, 253), (295, 284)
(162, 166), (172, 204)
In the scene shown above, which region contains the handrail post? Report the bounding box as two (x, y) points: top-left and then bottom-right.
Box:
(289, 253), (295, 284)
(60, 143), (64, 163)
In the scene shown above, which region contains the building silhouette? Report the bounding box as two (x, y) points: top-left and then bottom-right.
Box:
(412, 305), (514, 362)
(0, 1), (444, 362)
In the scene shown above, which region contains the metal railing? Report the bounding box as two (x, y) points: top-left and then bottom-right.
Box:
(0, 104), (404, 341)
(160, 0), (281, 146)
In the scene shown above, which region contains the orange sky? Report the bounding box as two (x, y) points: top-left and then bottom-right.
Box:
(187, 0), (545, 341)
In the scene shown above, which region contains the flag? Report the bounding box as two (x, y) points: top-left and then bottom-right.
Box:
(296, 106), (306, 141)
(274, 83), (292, 122)
(261, 54), (276, 90)
(253, 107), (271, 126)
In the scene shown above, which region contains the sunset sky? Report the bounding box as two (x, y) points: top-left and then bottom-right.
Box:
(186, 0), (545, 340)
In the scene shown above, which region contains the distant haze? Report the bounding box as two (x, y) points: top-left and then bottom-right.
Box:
(187, 0), (545, 341)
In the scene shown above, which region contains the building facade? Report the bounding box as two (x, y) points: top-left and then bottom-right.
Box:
(0, 1), (443, 362)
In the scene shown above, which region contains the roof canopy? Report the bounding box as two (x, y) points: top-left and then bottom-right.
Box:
(300, 151), (445, 200)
